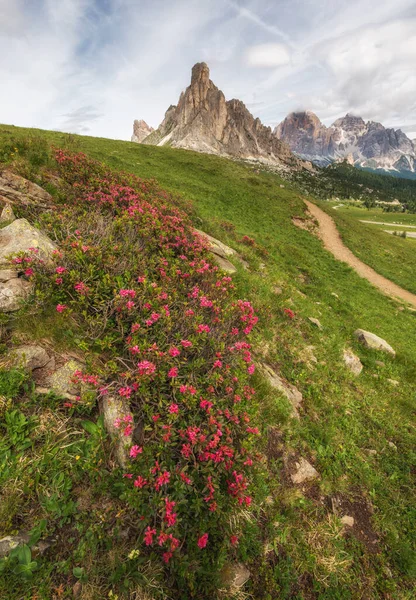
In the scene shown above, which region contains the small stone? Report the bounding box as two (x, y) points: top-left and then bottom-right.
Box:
(291, 457), (319, 484)
(12, 345), (50, 371)
(343, 348), (363, 376)
(388, 441), (397, 450)
(220, 562), (251, 588)
(0, 202), (15, 223)
(367, 449), (377, 456)
(341, 515), (354, 527)
(387, 379), (399, 386)
(308, 317), (323, 329)
(0, 278), (32, 312)
(273, 286), (283, 295)
(375, 361), (385, 368)
(280, 184), (285, 188)
(45, 359), (83, 396)
(354, 329), (395, 356)
(331, 292), (339, 299)
(101, 396), (134, 467)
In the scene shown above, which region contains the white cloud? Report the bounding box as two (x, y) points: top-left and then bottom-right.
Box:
(246, 43), (290, 68)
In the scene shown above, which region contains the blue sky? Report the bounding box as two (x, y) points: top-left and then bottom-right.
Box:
(1, 0), (415, 140)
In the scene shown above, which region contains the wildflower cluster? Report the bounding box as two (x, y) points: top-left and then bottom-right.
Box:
(24, 150), (261, 578)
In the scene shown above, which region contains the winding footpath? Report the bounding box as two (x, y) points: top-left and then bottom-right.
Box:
(304, 200), (416, 309)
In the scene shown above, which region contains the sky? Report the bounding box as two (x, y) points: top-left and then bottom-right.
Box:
(1, 0), (416, 141)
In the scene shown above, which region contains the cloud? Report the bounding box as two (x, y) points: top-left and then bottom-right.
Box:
(60, 106), (103, 133)
(245, 43), (290, 68)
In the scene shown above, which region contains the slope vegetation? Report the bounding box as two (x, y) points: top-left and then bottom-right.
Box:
(0, 124), (415, 600)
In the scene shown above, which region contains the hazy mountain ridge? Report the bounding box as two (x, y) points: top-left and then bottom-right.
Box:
(275, 111), (416, 176)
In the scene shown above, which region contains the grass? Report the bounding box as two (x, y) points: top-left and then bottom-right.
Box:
(0, 123), (415, 599)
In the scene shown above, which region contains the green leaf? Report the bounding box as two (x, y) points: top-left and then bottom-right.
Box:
(28, 519), (47, 547)
(73, 566), (85, 580)
(17, 544), (31, 566)
(81, 420), (98, 435)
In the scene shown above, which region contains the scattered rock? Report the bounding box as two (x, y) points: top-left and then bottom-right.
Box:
(290, 457), (319, 484)
(273, 286), (283, 295)
(341, 515), (355, 527)
(35, 386), (78, 402)
(387, 378), (399, 386)
(220, 562), (251, 589)
(296, 345), (317, 370)
(367, 449), (377, 456)
(0, 202), (15, 223)
(343, 348), (363, 376)
(0, 532), (55, 558)
(354, 329), (395, 356)
(0, 218), (57, 267)
(101, 396), (134, 467)
(0, 170), (52, 207)
(195, 228), (248, 273)
(11, 345), (50, 371)
(388, 441), (397, 450)
(0, 277), (32, 312)
(45, 359), (83, 396)
(308, 317), (323, 329)
(331, 292), (339, 299)
(0, 268), (18, 282)
(258, 363), (302, 419)
(375, 361), (385, 368)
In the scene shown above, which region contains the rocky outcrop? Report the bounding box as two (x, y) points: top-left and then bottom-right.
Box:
(354, 329), (395, 356)
(0, 218), (57, 267)
(290, 457), (320, 484)
(131, 119), (154, 143)
(136, 63), (305, 169)
(0, 276), (32, 312)
(275, 111), (416, 175)
(11, 345), (50, 372)
(258, 363), (303, 419)
(195, 229), (248, 273)
(0, 169), (53, 207)
(0, 202), (15, 223)
(343, 348), (363, 376)
(101, 396), (134, 467)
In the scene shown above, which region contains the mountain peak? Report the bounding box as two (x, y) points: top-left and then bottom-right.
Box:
(131, 119), (154, 143)
(132, 62), (303, 169)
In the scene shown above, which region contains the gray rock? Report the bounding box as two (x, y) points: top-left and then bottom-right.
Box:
(0, 170), (52, 207)
(0, 202), (16, 223)
(258, 363), (302, 419)
(12, 345), (50, 371)
(0, 278), (32, 312)
(375, 361), (385, 368)
(291, 458), (319, 484)
(341, 515), (354, 527)
(101, 396), (134, 467)
(0, 218), (57, 267)
(0, 532), (55, 558)
(0, 269), (18, 282)
(308, 317), (323, 329)
(343, 349), (363, 376)
(220, 562), (251, 588)
(387, 378), (399, 386)
(45, 360), (83, 396)
(195, 229), (248, 272)
(131, 119), (154, 143)
(354, 329), (395, 356)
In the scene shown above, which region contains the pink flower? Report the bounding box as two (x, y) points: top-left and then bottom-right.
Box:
(213, 359), (222, 369)
(196, 324), (210, 333)
(119, 288), (136, 298)
(133, 475), (148, 488)
(155, 470), (171, 491)
(197, 533), (209, 549)
(152, 414), (160, 422)
(24, 268), (34, 277)
(168, 346), (181, 357)
(162, 551), (173, 563)
(230, 535), (239, 546)
(168, 367), (178, 378)
(74, 281), (89, 295)
(180, 340), (193, 348)
(284, 308), (295, 319)
(247, 363), (255, 375)
(130, 445), (143, 458)
(137, 276), (146, 283)
(144, 526), (156, 546)
(56, 304), (67, 313)
(137, 360), (156, 376)
(123, 424), (133, 436)
(126, 300), (135, 310)
(168, 403), (179, 414)
(55, 277), (63, 285)
(55, 266), (66, 274)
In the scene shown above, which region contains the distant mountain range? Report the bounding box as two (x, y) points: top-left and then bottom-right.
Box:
(131, 63), (306, 171)
(274, 112), (416, 176)
(132, 63), (415, 178)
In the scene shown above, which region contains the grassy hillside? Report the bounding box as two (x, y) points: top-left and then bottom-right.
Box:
(0, 124), (415, 600)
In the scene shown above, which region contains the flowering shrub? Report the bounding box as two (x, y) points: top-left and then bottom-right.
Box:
(24, 150), (261, 589)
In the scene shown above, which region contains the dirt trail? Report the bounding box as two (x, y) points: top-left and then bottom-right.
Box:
(304, 200), (416, 309)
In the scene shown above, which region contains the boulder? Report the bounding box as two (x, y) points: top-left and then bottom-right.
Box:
(0, 218), (57, 267)
(343, 349), (363, 376)
(258, 363), (302, 419)
(354, 329), (395, 356)
(0, 269), (18, 282)
(220, 562), (251, 589)
(291, 458), (319, 484)
(45, 359), (83, 396)
(0, 532), (55, 558)
(195, 229), (248, 272)
(0, 278), (32, 312)
(308, 317), (323, 329)
(0, 202), (15, 223)
(0, 170), (52, 207)
(101, 396), (134, 467)
(12, 345), (50, 371)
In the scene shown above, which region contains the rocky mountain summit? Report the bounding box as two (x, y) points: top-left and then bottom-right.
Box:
(132, 63), (306, 169)
(131, 119), (154, 143)
(275, 111), (416, 176)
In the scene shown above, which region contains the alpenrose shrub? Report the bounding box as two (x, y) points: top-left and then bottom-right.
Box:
(23, 150), (262, 589)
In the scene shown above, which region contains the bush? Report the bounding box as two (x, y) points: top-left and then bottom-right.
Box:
(21, 149), (262, 593)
